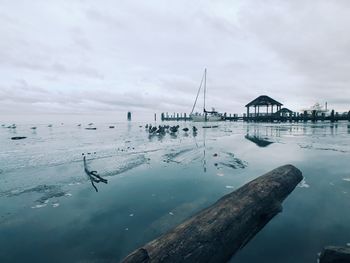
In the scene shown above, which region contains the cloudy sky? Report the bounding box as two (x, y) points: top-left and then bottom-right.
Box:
(1, 0), (349, 121)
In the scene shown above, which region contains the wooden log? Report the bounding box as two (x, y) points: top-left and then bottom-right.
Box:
(121, 165), (302, 263)
(319, 246), (350, 263)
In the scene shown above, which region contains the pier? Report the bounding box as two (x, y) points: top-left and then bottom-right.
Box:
(161, 111), (350, 122)
(160, 95), (350, 123)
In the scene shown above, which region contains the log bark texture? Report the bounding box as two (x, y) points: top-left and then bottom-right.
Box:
(320, 246), (350, 263)
(121, 164), (302, 263)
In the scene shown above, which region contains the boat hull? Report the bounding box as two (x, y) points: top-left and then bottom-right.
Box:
(191, 114), (222, 122)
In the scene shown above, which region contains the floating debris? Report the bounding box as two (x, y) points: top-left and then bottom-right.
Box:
(342, 178), (350, 182)
(203, 125), (219, 128)
(182, 127), (189, 132)
(85, 127), (97, 130)
(169, 212), (174, 216)
(129, 214), (134, 217)
(30, 127), (37, 130)
(83, 156), (108, 192)
(109, 126), (115, 128)
(52, 203), (60, 208)
(11, 136), (27, 140)
(48, 124), (53, 127)
(225, 185), (234, 189)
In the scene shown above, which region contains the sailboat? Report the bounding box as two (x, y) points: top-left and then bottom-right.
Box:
(189, 68), (223, 122)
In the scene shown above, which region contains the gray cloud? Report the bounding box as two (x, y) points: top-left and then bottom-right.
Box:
(0, 0), (349, 121)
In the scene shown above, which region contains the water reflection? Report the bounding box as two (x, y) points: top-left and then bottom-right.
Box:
(202, 128), (207, 173)
(245, 135), (274, 147)
(245, 125), (274, 147)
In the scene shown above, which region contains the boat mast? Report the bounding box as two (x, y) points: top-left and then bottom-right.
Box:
(190, 70), (205, 115)
(203, 68), (207, 113)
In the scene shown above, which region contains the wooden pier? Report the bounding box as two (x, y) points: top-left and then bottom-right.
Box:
(161, 95), (349, 123)
(161, 110), (350, 122)
(161, 112), (191, 121)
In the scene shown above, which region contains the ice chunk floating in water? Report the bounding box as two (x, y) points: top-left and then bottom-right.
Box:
(298, 178), (310, 188)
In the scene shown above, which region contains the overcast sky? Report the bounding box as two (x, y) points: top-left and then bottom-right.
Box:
(1, 0), (349, 121)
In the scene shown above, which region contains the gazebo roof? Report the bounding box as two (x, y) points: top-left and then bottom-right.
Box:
(276, 107), (293, 114)
(245, 95), (283, 107)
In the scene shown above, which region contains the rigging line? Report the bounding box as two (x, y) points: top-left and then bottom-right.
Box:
(190, 70), (206, 115)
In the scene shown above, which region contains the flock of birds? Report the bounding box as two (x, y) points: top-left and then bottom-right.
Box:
(145, 124), (198, 135)
(2, 124), (38, 130)
(4, 122), (201, 140)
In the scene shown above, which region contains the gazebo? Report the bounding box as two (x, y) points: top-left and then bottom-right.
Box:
(245, 95), (283, 119)
(276, 107), (294, 117)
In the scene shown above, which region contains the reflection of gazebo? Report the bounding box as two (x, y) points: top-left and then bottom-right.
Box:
(245, 135), (274, 147)
(246, 95), (283, 118)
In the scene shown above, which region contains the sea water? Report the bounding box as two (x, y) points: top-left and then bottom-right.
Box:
(0, 121), (350, 262)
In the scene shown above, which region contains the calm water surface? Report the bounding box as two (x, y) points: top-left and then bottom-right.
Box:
(0, 121), (350, 263)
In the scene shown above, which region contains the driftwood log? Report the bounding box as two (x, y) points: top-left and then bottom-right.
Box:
(320, 246), (350, 263)
(121, 164), (302, 263)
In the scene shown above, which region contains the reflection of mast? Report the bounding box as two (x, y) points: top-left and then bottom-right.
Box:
(203, 128), (207, 173)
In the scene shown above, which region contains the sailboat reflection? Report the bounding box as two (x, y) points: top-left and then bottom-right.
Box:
(203, 128), (207, 173)
(192, 126), (206, 172)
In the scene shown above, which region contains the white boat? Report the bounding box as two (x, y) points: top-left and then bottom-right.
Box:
(189, 68), (223, 122)
(191, 110), (222, 122)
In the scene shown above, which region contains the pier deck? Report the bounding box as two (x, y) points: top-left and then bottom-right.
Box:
(161, 111), (350, 122)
